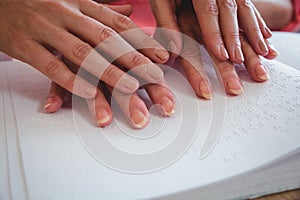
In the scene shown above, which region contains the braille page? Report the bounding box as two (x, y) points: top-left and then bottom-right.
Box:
(0, 56), (299, 200)
(0, 66), (10, 200)
(0, 65), (28, 200)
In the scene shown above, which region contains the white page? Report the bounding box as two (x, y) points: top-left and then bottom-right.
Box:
(0, 53), (300, 199)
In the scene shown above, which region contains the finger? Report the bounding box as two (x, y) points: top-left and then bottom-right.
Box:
(18, 41), (97, 99)
(240, 33), (269, 82)
(237, 1), (269, 56)
(105, 4), (133, 16)
(62, 13), (165, 85)
(150, 0), (183, 56)
(218, 0), (244, 64)
(143, 81), (176, 117)
(80, 1), (170, 64)
(37, 23), (139, 94)
(109, 87), (149, 129)
(44, 82), (67, 113)
(86, 86), (113, 127)
(176, 21), (213, 99)
(251, 4), (273, 39)
(263, 39), (279, 60)
(209, 50), (243, 95)
(193, 0), (229, 61)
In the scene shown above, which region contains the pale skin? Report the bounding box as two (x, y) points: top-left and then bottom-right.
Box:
(46, 0), (278, 129)
(0, 0), (176, 128)
(150, 0), (279, 98)
(0, 0), (278, 129)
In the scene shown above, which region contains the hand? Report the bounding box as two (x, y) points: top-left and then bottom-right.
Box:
(151, 0), (278, 98)
(150, 0), (273, 64)
(0, 0), (169, 99)
(44, 60), (175, 129)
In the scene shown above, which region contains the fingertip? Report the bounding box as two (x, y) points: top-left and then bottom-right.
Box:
(254, 64), (270, 82)
(44, 97), (63, 113)
(159, 96), (175, 117)
(130, 109), (149, 129)
(197, 81), (213, 100)
(263, 27), (273, 39)
(145, 64), (164, 83)
(258, 40), (269, 56)
(154, 48), (170, 63)
(232, 46), (245, 64)
(96, 108), (113, 127)
(267, 45), (279, 59)
(226, 78), (244, 96)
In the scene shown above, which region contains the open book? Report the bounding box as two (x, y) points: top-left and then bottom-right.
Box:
(0, 51), (300, 200)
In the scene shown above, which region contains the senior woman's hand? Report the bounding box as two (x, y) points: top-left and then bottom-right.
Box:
(0, 0), (170, 98)
(150, 0), (274, 64)
(151, 0), (278, 98)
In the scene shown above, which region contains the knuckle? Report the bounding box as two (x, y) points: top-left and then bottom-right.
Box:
(65, 75), (76, 90)
(218, 62), (235, 74)
(224, 31), (240, 40)
(128, 53), (147, 66)
(181, 46), (202, 59)
(97, 27), (116, 42)
(249, 26), (261, 34)
(72, 43), (91, 59)
(203, 1), (219, 16)
(103, 66), (119, 80)
(139, 36), (153, 48)
(45, 61), (64, 77)
(203, 30), (222, 42)
(220, 0), (237, 12)
(113, 14), (133, 31)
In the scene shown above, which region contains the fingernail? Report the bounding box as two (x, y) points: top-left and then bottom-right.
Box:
(256, 64), (270, 81)
(146, 65), (164, 81)
(220, 45), (229, 59)
(199, 82), (213, 100)
(265, 27), (273, 37)
(168, 40), (177, 54)
(44, 97), (55, 110)
(269, 45), (280, 57)
(226, 78), (243, 95)
(201, 92), (213, 100)
(96, 108), (111, 127)
(159, 96), (175, 116)
(259, 40), (268, 53)
(120, 76), (139, 93)
(235, 46), (244, 62)
(130, 110), (148, 129)
(155, 49), (170, 62)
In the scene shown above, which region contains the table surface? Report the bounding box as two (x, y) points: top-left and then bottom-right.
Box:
(0, 32), (299, 200)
